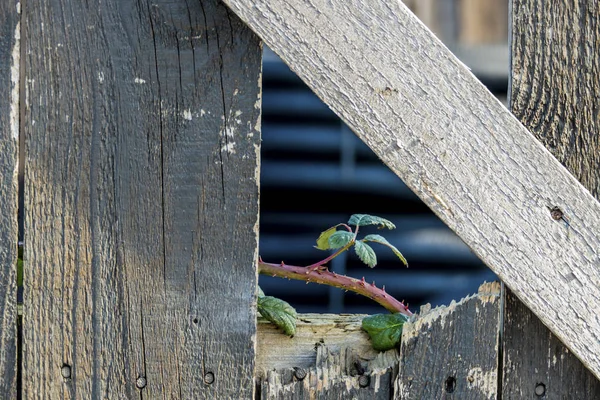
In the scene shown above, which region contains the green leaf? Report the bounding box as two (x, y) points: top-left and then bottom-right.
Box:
(362, 313), (409, 351)
(315, 226), (338, 250)
(258, 296), (297, 336)
(363, 234), (408, 267)
(354, 240), (377, 267)
(328, 231), (354, 249)
(257, 286), (265, 298)
(348, 214), (396, 229)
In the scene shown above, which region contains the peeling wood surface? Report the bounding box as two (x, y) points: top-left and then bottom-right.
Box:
(260, 342), (395, 400)
(222, 0), (600, 379)
(395, 282), (501, 399)
(22, 0), (261, 398)
(0, 1), (19, 397)
(503, 0), (600, 396)
(256, 314), (399, 378)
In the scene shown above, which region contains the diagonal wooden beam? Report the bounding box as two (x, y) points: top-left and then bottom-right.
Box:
(221, 0), (600, 379)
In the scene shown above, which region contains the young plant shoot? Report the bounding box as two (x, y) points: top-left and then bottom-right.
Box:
(257, 214), (411, 351)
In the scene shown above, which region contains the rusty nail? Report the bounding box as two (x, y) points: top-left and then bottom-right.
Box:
(550, 207), (563, 221)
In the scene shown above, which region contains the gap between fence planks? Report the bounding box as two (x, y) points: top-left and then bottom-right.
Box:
(23, 0), (261, 397)
(221, 0), (600, 379)
(0, 1), (19, 397)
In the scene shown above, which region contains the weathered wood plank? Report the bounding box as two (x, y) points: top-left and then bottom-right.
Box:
(256, 314), (399, 378)
(260, 342), (395, 399)
(503, 289), (600, 399)
(0, 1), (19, 397)
(395, 282), (501, 399)
(221, 0), (600, 378)
(23, 0), (261, 398)
(503, 0), (600, 397)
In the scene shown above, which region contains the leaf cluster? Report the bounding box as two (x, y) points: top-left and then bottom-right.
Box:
(315, 214), (407, 268)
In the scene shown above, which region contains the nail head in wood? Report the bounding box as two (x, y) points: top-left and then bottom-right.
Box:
(61, 364), (71, 379)
(293, 367), (307, 380)
(550, 207), (564, 221)
(535, 383), (546, 396)
(204, 372), (215, 385)
(358, 374), (370, 388)
(136, 376), (147, 389)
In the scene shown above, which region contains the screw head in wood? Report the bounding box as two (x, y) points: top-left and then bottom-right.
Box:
(204, 372), (215, 385)
(358, 374), (370, 388)
(293, 367), (307, 380)
(535, 383), (546, 396)
(61, 364), (71, 379)
(136, 376), (147, 389)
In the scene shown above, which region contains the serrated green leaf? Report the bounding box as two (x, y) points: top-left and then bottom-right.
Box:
(348, 214), (396, 229)
(362, 313), (408, 351)
(363, 234), (408, 267)
(257, 286), (265, 298)
(328, 231), (354, 249)
(315, 226), (338, 250)
(354, 240), (377, 267)
(258, 296), (297, 336)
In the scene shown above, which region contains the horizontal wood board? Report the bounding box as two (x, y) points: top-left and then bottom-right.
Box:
(222, 0), (600, 379)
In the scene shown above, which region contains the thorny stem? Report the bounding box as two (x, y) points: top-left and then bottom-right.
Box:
(258, 258), (413, 316)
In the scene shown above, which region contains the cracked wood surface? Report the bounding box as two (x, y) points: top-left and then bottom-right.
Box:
(222, 0), (600, 379)
(257, 283), (501, 399)
(502, 0), (600, 397)
(22, 0), (261, 397)
(0, 1), (19, 397)
(395, 282), (501, 400)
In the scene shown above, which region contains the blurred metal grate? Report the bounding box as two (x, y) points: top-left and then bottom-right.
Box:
(259, 45), (504, 314)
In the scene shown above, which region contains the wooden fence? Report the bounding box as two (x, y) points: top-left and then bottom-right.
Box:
(1, 0), (599, 398)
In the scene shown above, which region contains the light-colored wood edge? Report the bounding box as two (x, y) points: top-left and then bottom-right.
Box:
(223, 0), (600, 379)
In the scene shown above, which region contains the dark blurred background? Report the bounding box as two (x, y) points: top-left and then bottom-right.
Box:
(258, 0), (509, 314)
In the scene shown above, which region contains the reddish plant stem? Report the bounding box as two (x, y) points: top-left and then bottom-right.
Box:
(258, 258), (412, 316)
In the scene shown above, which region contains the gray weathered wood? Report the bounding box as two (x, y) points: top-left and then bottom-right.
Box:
(221, 0), (600, 378)
(261, 343), (395, 399)
(503, 0), (600, 397)
(503, 289), (600, 399)
(256, 314), (399, 380)
(395, 282), (501, 399)
(0, 1), (19, 397)
(23, 0), (261, 398)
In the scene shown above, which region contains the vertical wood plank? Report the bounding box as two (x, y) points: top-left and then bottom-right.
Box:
(0, 1), (19, 397)
(395, 282), (501, 400)
(23, 0), (261, 398)
(505, 0), (600, 397)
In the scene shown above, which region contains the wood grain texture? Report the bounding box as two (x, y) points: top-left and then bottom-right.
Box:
(256, 314), (399, 378)
(0, 1), (19, 397)
(503, 0), (600, 396)
(260, 343), (394, 399)
(503, 289), (600, 399)
(510, 0), (600, 199)
(395, 282), (501, 399)
(221, 0), (600, 379)
(23, 0), (261, 398)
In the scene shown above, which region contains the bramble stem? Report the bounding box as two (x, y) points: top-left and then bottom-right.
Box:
(258, 258), (412, 316)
